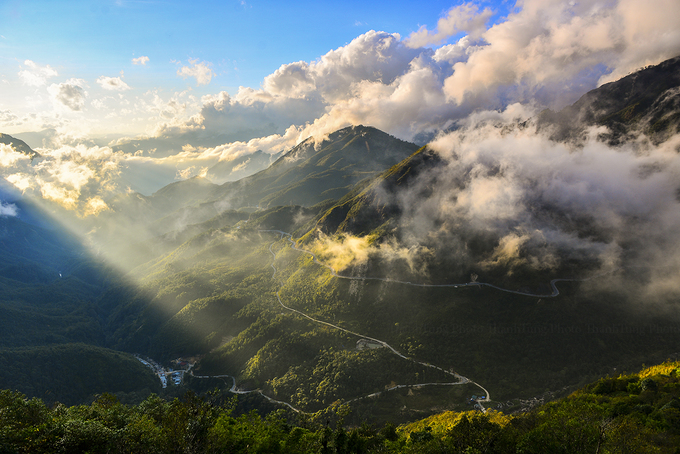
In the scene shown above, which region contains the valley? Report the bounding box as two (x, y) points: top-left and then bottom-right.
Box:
(1, 56), (680, 428)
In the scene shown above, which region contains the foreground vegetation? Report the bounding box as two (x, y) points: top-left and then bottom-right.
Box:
(3, 361), (680, 453)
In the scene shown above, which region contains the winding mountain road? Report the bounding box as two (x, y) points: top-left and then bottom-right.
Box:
(141, 229), (599, 414)
(260, 230), (579, 298)
(261, 229), (491, 410)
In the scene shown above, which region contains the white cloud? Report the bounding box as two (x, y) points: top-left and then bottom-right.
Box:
(109, 0), (680, 180)
(0, 143), (32, 167)
(47, 79), (87, 111)
(380, 109), (680, 298)
(132, 56), (150, 65)
(96, 76), (131, 91)
(177, 59), (214, 86)
(441, 0), (680, 104)
(405, 3), (493, 48)
(18, 60), (58, 86)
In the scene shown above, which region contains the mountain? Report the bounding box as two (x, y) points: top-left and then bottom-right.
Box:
(0, 133), (38, 158)
(206, 125), (420, 209)
(2, 56), (680, 422)
(205, 149), (282, 184)
(95, 125), (419, 253)
(538, 55), (680, 144)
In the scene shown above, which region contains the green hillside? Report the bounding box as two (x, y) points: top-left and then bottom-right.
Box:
(3, 359), (680, 453)
(0, 343), (160, 406)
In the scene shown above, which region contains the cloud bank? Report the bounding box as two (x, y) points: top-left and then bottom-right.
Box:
(350, 105), (680, 301)
(133, 0), (680, 163)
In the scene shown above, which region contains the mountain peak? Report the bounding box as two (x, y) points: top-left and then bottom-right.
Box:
(210, 125), (420, 209)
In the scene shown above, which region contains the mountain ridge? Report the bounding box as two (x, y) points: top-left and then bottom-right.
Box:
(538, 55), (680, 144)
(0, 133), (38, 158)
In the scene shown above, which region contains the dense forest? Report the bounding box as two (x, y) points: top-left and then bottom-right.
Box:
(3, 360), (680, 453)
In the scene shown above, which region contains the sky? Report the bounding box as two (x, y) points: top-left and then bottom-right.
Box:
(1, 0), (680, 208)
(0, 0), (508, 137)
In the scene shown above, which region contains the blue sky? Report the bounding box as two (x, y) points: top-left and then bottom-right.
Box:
(1, 1), (509, 88)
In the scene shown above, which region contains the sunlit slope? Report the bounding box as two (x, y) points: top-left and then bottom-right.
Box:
(113, 216), (680, 420)
(104, 228), (279, 357)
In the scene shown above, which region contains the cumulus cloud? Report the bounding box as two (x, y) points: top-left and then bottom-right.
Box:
(96, 75), (131, 91)
(18, 60), (58, 86)
(143, 31), (425, 146)
(132, 56), (149, 65)
(139, 0), (679, 156)
(48, 79), (87, 111)
(441, 0), (680, 104)
(405, 3), (493, 48)
(0, 142), (120, 216)
(177, 59), (214, 86)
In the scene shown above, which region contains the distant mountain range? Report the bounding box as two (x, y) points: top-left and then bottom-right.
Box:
(99, 125), (419, 244)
